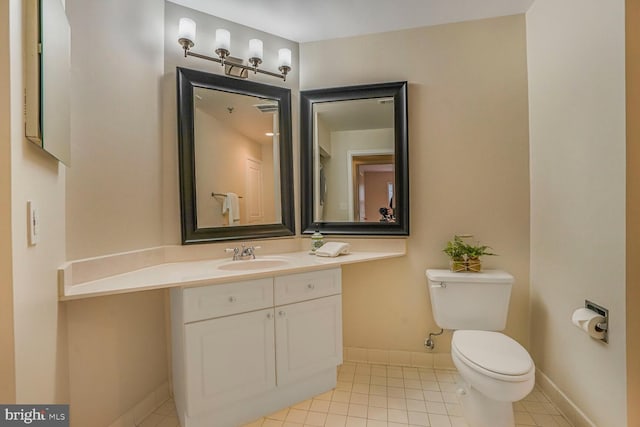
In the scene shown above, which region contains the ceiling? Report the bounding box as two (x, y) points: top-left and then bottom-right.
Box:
(194, 90), (394, 145)
(170, 0), (536, 43)
(315, 98), (394, 132)
(194, 87), (277, 145)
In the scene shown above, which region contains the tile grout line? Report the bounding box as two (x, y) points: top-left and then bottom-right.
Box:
(139, 361), (572, 427)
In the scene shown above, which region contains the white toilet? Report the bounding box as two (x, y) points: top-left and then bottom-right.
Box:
(426, 269), (535, 427)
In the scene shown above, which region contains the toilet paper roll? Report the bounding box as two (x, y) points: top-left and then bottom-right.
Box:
(571, 308), (606, 340)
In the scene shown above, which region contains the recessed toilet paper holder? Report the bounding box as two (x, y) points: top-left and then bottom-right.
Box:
(585, 300), (609, 343)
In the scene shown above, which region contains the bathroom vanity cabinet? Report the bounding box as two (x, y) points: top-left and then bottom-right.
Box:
(171, 268), (342, 427)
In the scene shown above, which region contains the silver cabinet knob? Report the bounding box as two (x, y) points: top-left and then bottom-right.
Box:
(266, 312), (273, 319)
(228, 296), (236, 303)
(278, 310), (286, 317)
(307, 283), (315, 290)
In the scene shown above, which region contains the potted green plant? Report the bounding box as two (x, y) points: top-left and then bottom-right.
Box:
(442, 235), (468, 272)
(463, 240), (496, 272)
(442, 235), (496, 272)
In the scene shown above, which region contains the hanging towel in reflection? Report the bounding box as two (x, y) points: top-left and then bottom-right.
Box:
(222, 192), (241, 224)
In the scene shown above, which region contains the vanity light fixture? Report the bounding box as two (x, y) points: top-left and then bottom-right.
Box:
(177, 18), (292, 81)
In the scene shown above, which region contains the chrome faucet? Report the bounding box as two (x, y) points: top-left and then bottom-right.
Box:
(225, 243), (261, 260)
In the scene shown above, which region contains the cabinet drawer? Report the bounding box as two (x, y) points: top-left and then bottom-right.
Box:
(183, 278), (273, 323)
(274, 268), (341, 305)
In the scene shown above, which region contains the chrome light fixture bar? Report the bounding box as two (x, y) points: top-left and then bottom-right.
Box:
(177, 18), (292, 81)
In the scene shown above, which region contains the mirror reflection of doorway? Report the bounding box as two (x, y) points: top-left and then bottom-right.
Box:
(350, 154), (395, 222)
(245, 157), (264, 224)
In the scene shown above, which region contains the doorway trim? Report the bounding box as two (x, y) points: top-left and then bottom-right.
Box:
(346, 149), (394, 222)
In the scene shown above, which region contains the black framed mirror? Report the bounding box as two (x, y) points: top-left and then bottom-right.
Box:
(300, 81), (409, 235)
(177, 67), (295, 243)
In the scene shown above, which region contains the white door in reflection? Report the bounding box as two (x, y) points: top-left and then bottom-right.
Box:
(246, 158), (265, 224)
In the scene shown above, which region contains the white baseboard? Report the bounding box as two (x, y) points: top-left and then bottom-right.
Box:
(343, 347), (455, 370)
(535, 370), (596, 427)
(106, 381), (170, 427)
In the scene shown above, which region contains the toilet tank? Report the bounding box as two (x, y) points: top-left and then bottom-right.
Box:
(426, 269), (514, 331)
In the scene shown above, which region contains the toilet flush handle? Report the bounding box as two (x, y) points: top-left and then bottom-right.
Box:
(430, 281), (447, 289)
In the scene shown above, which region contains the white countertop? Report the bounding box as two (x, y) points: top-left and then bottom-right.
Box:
(60, 250), (404, 301)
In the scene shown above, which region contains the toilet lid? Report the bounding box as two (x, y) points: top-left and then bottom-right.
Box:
(452, 330), (533, 376)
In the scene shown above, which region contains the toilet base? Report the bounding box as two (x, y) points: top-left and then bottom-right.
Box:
(458, 383), (514, 427)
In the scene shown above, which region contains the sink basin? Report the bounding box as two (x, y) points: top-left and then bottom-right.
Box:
(216, 257), (291, 271)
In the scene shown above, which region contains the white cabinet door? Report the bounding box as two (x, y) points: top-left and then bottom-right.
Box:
(275, 295), (342, 386)
(184, 308), (276, 415)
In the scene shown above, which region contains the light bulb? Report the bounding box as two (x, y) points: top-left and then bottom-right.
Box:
(178, 18), (196, 55)
(278, 48), (292, 68)
(178, 18), (196, 43)
(215, 29), (231, 52)
(249, 39), (263, 61)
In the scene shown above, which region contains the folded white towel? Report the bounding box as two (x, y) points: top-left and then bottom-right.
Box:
(222, 192), (240, 224)
(315, 242), (350, 257)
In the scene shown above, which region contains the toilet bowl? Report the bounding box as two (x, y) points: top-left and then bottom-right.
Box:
(451, 330), (535, 427)
(426, 269), (535, 427)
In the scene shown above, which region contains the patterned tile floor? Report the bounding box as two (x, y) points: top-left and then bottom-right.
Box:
(140, 362), (572, 427)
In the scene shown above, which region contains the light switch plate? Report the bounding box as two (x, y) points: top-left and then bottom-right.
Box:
(27, 200), (38, 246)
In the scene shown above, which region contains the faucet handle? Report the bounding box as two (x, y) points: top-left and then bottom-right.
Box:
(225, 247), (241, 260)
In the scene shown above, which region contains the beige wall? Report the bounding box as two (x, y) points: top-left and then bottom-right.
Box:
(63, 1), (168, 425)
(65, 0), (165, 260)
(301, 15), (531, 353)
(627, 0), (640, 424)
(7, 0), (69, 404)
(527, 1), (627, 426)
(65, 292), (168, 427)
(0, 0), (16, 404)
